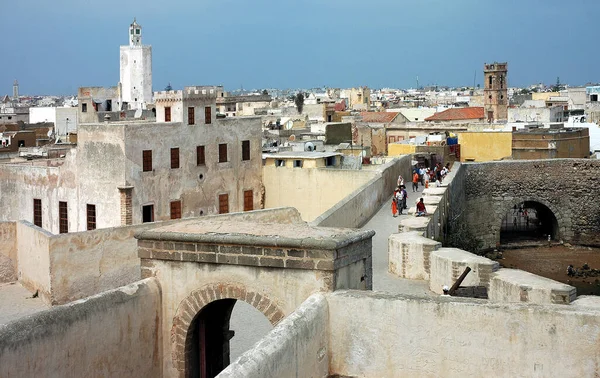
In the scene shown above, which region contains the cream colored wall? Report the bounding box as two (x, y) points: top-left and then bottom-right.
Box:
(388, 143), (416, 156)
(263, 166), (378, 222)
(16, 221), (52, 303)
(532, 92), (559, 101)
(457, 131), (512, 162)
(0, 221), (16, 283)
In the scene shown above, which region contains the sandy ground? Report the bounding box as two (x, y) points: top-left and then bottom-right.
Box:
(499, 245), (600, 296)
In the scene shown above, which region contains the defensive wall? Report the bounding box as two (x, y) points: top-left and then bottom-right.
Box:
(2, 208), (302, 305)
(311, 155), (413, 228)
(0, 278), (162, 378)
(221, 290), (600, 378)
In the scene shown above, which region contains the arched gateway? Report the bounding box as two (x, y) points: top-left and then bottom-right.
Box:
(135, 216), (374, 378)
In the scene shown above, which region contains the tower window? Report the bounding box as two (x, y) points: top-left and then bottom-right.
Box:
(130, 29), (134, 35)
(87, 204), (96, 231)
(59, 201), (68, 234)
(197, 145), (205, 166)
(188, 107), (195, 125)
(488, 76), (492, 86)
(165, 106), (171, 122)
(205, 106), (212, 124)
(82, 103), (87, 112)
(33, 199), (42, 228)
(136, 29), (140, 35)
(242, 140), (250, 161)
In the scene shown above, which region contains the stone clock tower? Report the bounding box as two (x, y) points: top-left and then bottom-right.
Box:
(483, 62), (508, 123)
(119, 18), (152, 110)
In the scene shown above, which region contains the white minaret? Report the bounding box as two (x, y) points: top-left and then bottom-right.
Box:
(119, 18), (152, 110)
(12, 80), (19, 101)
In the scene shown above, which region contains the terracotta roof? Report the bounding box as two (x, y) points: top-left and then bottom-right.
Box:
(425, 107), (484, 122)
(360, 112), (399, 123)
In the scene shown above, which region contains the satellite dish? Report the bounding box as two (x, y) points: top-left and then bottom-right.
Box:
(289, 134), (296, 142)
(47, 129), (53, 138)
(305, 142), (315, 151)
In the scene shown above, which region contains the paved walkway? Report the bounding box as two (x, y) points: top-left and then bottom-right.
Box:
(0, 281), (48, 325)
(361, 181), (434, 296)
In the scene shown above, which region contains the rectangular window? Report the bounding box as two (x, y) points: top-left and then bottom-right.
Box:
(218, 194), (229, 214)
(218, 143), (228, 163)
(33, 199), (42, 228)
(165, 106), (171, 122)
(87, 204), (96, 231)
(242, 140), (250, 161)
(188, 107), (195, 125)
(171, 148), (180, 169)
(59, 201), (68, 234)
(388, 136), (396, 143)
(205, 106), (212, 124)
(243, 190), (253, 211)
(82, 103), (87, 112)
(170, 200), (182, 220)
(276, 159), (285, 167)
(325, 156), (336, 166)
(142, 204), (154, 223)
(197, 145), (206, 166)
(293, 160), (303, 168)
(143, 150), (152, 172)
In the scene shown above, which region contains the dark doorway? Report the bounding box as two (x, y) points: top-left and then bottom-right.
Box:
(187, 299), (237, 378)
(500, 201), (558, 244)
(142, 204), (154, 223)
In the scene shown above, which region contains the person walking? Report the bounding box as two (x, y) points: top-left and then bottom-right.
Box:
(412, 171), (419, 192)
(397, 187), (405, 215)
(401, 186), (408, 210)
(397, 174), (404, 187)
(392, 187), (399, 217)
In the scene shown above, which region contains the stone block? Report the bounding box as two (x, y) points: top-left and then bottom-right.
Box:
(399, 217), (430, 235)
(174, 242), (196, 252)
(197, 244), (218, 253)
(264, 248), (285, 257)
(429, 248), (499, 294)
(241, 246), (263, 255)
(219, 245), (241, 254)
(286, 259), (315, 270)
(237, 255), (259, 266)
(422, 187), (447, 196)
(259, 257), (285, 268)
(388, 231), (441, 280)
(197, 253), (217, 263)
(287, 249), (305, 258)
(489, 269), (577, 305)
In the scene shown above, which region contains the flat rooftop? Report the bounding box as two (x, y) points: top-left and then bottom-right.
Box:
(135, 219), (374, 250)
(0, 282), (48, 325)
(262, 151), (341, 159)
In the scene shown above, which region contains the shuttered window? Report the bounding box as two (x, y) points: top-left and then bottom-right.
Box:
(218, 194), (229, 214)
(243, 190), (253, 211)
(59, 201), (68, 234)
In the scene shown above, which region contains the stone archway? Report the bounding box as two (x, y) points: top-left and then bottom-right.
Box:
(494, 197), (571, 246)
(171, 282), (285, 377)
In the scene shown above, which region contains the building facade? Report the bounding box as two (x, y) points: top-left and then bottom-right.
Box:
(483, 62), (508, 122)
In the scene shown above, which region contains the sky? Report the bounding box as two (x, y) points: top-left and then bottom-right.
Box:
(1, 0), (599, 95)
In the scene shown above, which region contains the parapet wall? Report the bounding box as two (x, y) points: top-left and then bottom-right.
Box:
(0, 221), (16, 283)
(313, 155), (413, 228)
(327, 290), (600, 378)
(0, 278), (162, 378)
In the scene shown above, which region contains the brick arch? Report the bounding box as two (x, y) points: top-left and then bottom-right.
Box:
(494, 196), (572, 243)
(171, 282), (285, 375)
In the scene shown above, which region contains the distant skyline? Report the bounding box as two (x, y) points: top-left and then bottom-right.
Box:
(1, 0), (599, 95)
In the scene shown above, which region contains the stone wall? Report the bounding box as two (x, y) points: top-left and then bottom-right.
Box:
(16, 221), (52, 303)
(0, 278), (162, 378)
(0, 221), (16, 283)
(313, 156), (413, 228)
(463, 159), (600, 248)
(218, 294), (329, 378)
(327, 290), (600, 378)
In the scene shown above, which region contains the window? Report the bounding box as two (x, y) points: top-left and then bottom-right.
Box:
(18, 140), (25, 147)
(243, 190), (253, 211)
(388, 136), (396, 143)
(325, 156), (336, 166)
(218, 194), (229, 214)
(170, 201), (182, 219)
(130, 29), (134, 35)
(87, 204), (96, 231)
(171, 148), (180, 169)
(188, 107), (195, 125)
(276, 159), (285, 167)
(33, 199), (42, 227)
(143, 150), (152, 172)
(136, 28), (140, 35)
(488, 76), (493, 86)
(218, 143), (228, 163)
(59, 201), (68, 234)
(82, 103), (87, 112)
(7, 116), (12, 120)
(197, 145), (206, 166)
(293, 160), (303, 168)
(165, 106), (171, 122)
(142, 204), (154, 223)
(242, 140), (250, 161)
(205, 106), (212, 124)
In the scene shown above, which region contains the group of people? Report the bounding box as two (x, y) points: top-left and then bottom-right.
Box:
(392, 161), (453, 218)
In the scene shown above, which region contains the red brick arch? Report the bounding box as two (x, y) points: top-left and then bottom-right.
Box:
(171, 282), (285, 375)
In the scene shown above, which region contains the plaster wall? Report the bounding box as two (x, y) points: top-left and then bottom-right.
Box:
(16, 221), (52, 303)
(0, 221), (16, 283)
(313, 156), (413, 228)
(29, 107), (56, 124)
(218, 294), (329, 378)
(388, 232), (441, 280)
(456, 131), (512, 162)
(429, 248), (499, 294)
(328, 290), (600, 378)
(146, 259), (335, 377)
(55, 107), (78, 136)
(0, 278), (162, 378)
(264, 165), (377, 222)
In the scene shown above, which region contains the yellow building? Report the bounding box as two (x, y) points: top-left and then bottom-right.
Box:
(388, 143), (416, 156)
(531, 92), (559, 102)
(456, 131), (512, 162)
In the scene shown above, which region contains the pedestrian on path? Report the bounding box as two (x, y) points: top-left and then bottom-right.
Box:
(392, 187), (400, 217)
(412, 171), (419, 192)
(397, 175), (404, 187)
(401, 185), (408, 210)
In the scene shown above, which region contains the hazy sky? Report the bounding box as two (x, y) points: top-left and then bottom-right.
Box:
(1, 0), (598, 95)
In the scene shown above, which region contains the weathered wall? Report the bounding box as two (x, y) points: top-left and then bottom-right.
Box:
(0, 221), (16, 283)
(218, 294), (329, 378)
(313, 156), (413, 228)
(0, 278), (162, 378)
(16, 221), (52, 303)
(463, 159), (600, 248)
(456, 131), (512, 162)
(264, 165), (378, 222)
(328, 290), (600, 378)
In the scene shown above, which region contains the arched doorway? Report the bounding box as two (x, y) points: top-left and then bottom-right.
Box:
(172, 284), (285, 378)
(500, 201), (559, 244)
